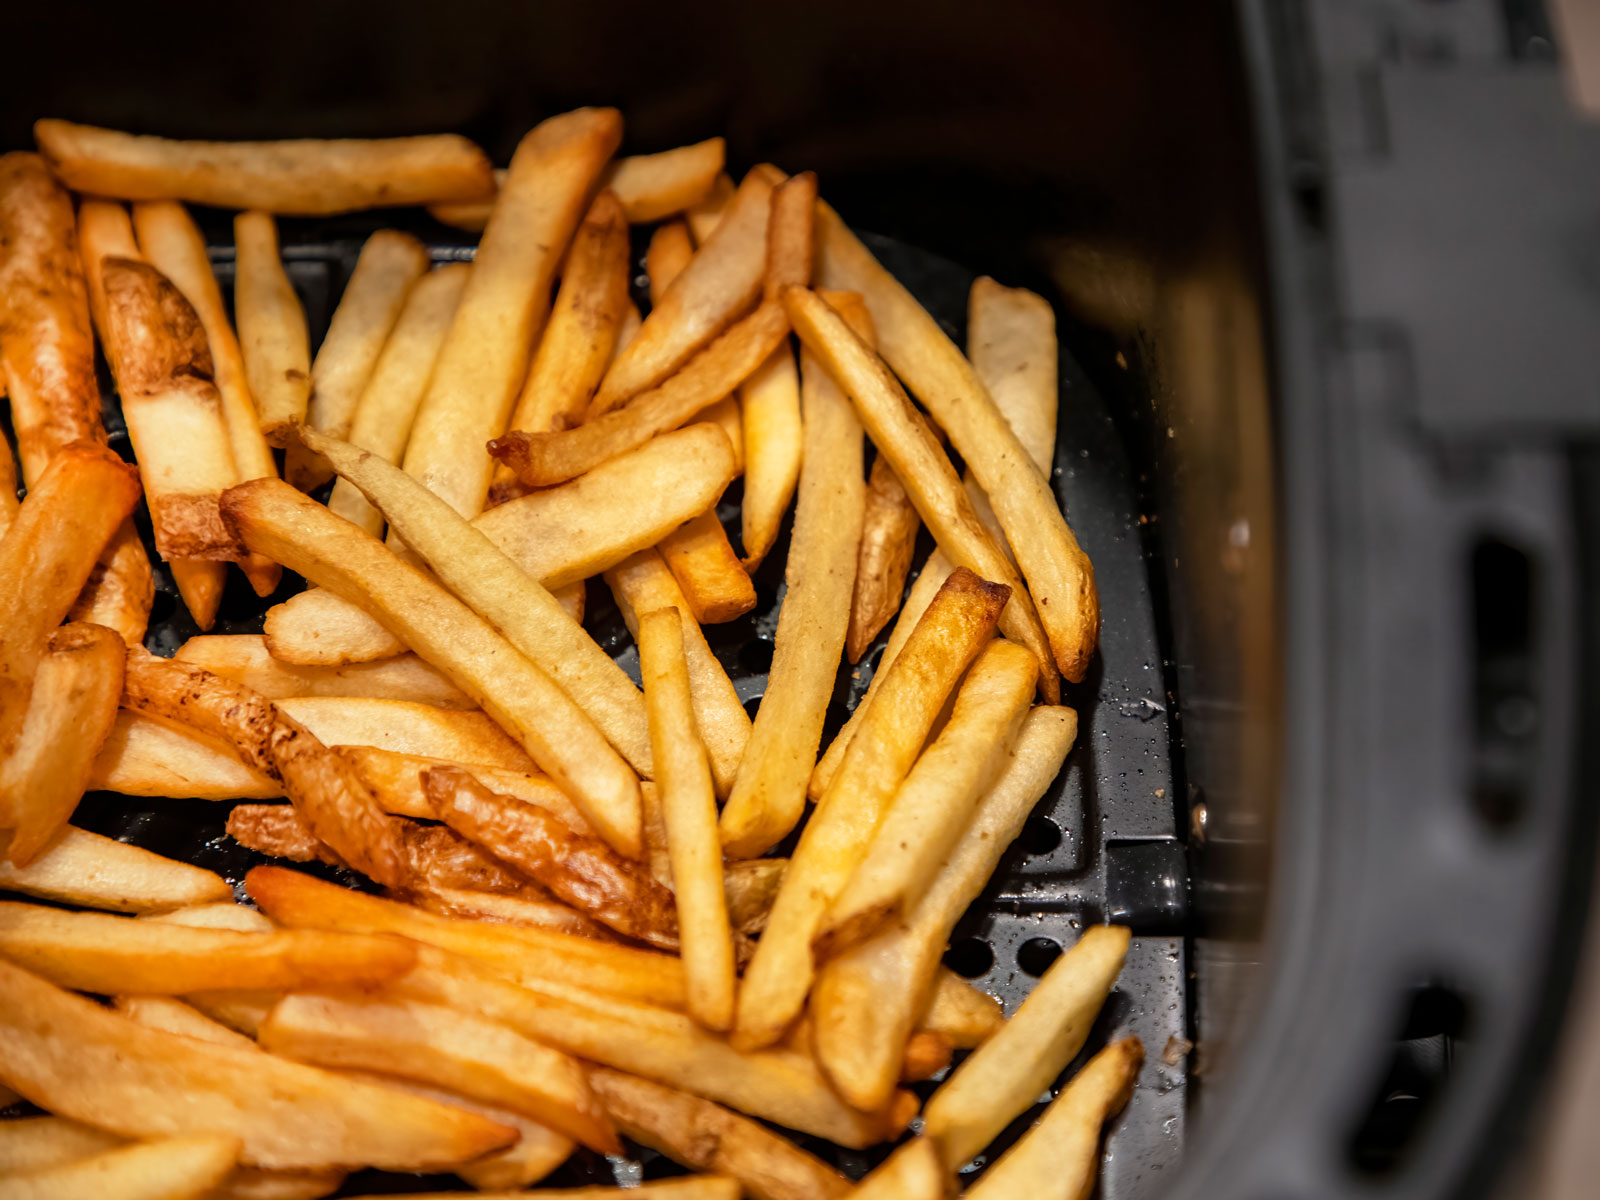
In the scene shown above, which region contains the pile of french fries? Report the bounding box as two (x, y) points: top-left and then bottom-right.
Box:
(0, 112), (1139, 1200)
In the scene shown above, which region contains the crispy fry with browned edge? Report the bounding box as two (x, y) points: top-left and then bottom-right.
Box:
(0, 623), (124, 864)
(231, 211), (311, 449)
(260, 991), (619, 1153)
(658, 511), (757, 624)
(590, 1068), (852, 1200)
(592, 170), (774, 414)
(0, 825), (231, 913)
(924, 923), (1128, 1167)
(687, 172), (735, 243)
(403, 108), (620, 521)
(0, 956), (517, 1170)
(301, 426), (651, 774)
(733, 568), (1008, 1051)
(963, 1037), (1143, 1200)
(848, 454), (920, 662)
(222, 479), (643, 855)
(638, 608), (735, 1030)
(783, 285), (1060, 702)
(424, 766), (678, 948)
(811, 707), (1077, 1111)
(0, 1134), (242, 1200)
(329, 264), (468, 534)
(817, 640), (1039, 953)
(0, 154), (152, 643)
(850, 1138), (947, 1200)
(36, 119), (495, 215)
(121, 651), (410, 888)
(175, 635), (471, 708)
(489, 190), (631, 505)
(604, 549), (750, 798)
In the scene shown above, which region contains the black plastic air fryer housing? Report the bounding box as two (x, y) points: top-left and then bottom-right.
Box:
(3, 2), (1597, 1198)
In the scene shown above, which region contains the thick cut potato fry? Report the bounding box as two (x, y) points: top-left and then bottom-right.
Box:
(145, 903), (274, 933)
(90, 710), (278, 800)
(247, 866), (686, 1008)
(339, 745), (589, 827)
(900, 1031), (954, 1082)
(345, 1180), (739, 1200)
(923, 924), (1129, 1167)
(593, 170), (774, 414)
(233, 210), (311, 449)
(733, 568), (1009, 1051)
(717, 310), (865, 858)
(407, 886), (609, 941)
(647, 219), (695, 301)
(181, 990), (279, 1037)
(0, 623), (124, 864)
(658, 511), (757, 624)
(260, 992), (618, 1153)
(0, 1134), (241, 1200)
(0, 900), (415, 994)
(0, 1117), (121, 1172)
(922, 969), (1005, 1048)
(66, 525), (155, 646)
(329, 264), (469, 534)
(963, 1037), (1143, 1200)
(0, 956), (516, 1170)
(302, 427), (652, 775)
(686, 173), (735, 244)
(706, 395), (745, 475)
(403, 108), (620, 521)
(812, 707), (1078, 1110)
(762, 173), (818, 302)
(590, 1068), (851, 1200)
(222, 480), (642, 856)
(36, 120), (495, 215)
(783, 286), (1059, 701)
(850, 1139), (947, 1200)
(848, 455), (921, 663)
(738, 345), (802, 569)
(264, 587), (404, 665)
(638, 608), (735, 1031)
(122, 652), (411, 888)
(969, 277), (1058, 475)
(604, 549), (749, 799)
(818, 640), (1038, 952)
(175, 635), (470, 707)
(115, 993), (262, 1049)
(616, 300), (643, 355)
(0, 826), (231, 913)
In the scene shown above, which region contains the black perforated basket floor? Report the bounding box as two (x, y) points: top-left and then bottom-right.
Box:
(16, 212), (1190, 1197)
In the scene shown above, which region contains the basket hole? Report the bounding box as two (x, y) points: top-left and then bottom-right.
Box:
(943, 937), (993, 979)
(1468, 536), (1539, 832)
(1021, 816), (1061, 855)
(1017, 937), (1063, 977)
(739, 638), (775, 674)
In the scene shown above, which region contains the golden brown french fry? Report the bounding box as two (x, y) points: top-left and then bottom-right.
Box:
(783, 285), (1060, 701)
(593, 170), (774, 414)
(114, 993), (262, 1049)
(345, 1180), (739, 1200)
(763, 172), (818, 302)
(301, 427), (652, 775)
(0, 826), (231, 913)
(175, 635), (470, 708)
(686, 172), (735, 244)
(488, 190), (631, 505)
(706, 395), (745, 475)
(122, 652), (411, 889)
(403, 107), (620, 521)
(423, 166), (505, 232)
(922, 969), (1004, 1048)
(604, 549), (750, 799)
(0, 956), (518, 1170)
(231, 211), (311, 448)
(638, 608), (736, 1031)
(406, 887), (610, 941)
(923, 924), (1130, 1167)
(328, 264), (469, 534)
(284, 697), (531, 771)
(223, 480), (643, 856)
(263, 587), (405, 665)
(732, 568), (1009, 1050)
(716, 296), (865, 858)
(260, 991), (619, 1153)
(818, 640), (1038, 952)
(900, 1031), (954, 1083)
(36, 119), (495, 215)
(848, 455), (921, 663)
(0, 623), (124, 864)
(0, 1116), (121, 1172)
(338, 745), (589, 827)
(963, 1037), (1142, 1200)
(66, 525), (155, 646)
(0, 436), (17, 540)
(851, 1139), (948, 1200)
(658, 511), (757, 624)
(0, 1134), (241, 1200)
(602, 138), (728, 222)
(590, 1068), (852, 1200)
(145, 903), (274, 933)
(648, 219), (695, 300)
(812, 707), (1078, 1110)
(968, 277), (1058, 475)
(737, 346), (801, 569)
(90, 709), (279, 800)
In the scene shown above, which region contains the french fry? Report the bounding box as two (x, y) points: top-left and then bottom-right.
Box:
(717, 289), (865, 858)
(488, 190), (630, 504)
(36, 119), (495, 215)
(260, 991), (619, 1153)
(616, 300), (643, 356)
(921, 969), (1004, 1048)
(900, 1031), (954, 1083)
(817, 640), (1038, 953)
(0, 901), (416, 994)
(647, 219), (695, 301)
(423, 167), (505, 232)
(638, 608), (735, 1030)
(65, 525), (155, 648)
(737, 346), (801, 569)
(0, 623), (124, 864)
(302, 427), (653, 775)
(706, 395), (745, 474)
(783, 285), (1059, 701)
(848, 454), (921, 663)
(590, 1068), (852, 1200)
(329, 264), (468, 533)
(968, 277), (1058, 475)
(0, 826), (231, 913)
(264, 586), (405, 664)
(407, 886), (610, 941)
(923, 924), (1130, 1167)
(344, 1180), (739, 1200)
(0, 1134), (241, 1200)
(850, 1139), (947, 1200)
(604, 549), (750, 799)
(114, 993), (262, 1049)
(592, 170), (774, 414)
(686, 172), (735, 244)
(658, 512), (757, 624)
(211, 1170), (348, 1200)
(222, 480), (643, 856)
(90, 710), (278, 800)
(175, 635), (470, 708)
(962, 1037), (1143, 1200)
(145, 903), (274, 933)
(337, 745), (590, 828)
(0, 957), (517, 1170)
(733, 568), (1009, 1051)
(0, 1117), (121, 1172)
(231, 210), (312, 449)
(122, 652), (411, 888)
(402, 107), (620, 521)
(180, 990), (279, 1038)
(0, 436), (18, 540)
(811, 707), (1078, 1111)
(281, 696), (530, 770)
(722, 858), (786, 935)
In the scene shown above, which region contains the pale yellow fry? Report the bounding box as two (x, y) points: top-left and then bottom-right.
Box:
(264, 587), (405, 665)
(174, 635), (470, 708)
(144, 903), (274, 933)
(90, 710), (279, 800)
(114, 994), (261, 1049)
(0, 825), (230, 913)
(686, 173), (735, 244)
(276, 697), (534, 770)
(849, 1138), (946, 1200)
(921, 969), (1005, 1048)
(605, 549), (750, 799)
(737, 345), (802, 569)
(812, 707), (1078, 1111)
(0, 1134), (241, 1200)
(0, 1117), (121, 1173)
(638, 608), (735, 1032)
(601, 137), (727, 222)
(658, 510), (756, 625)
(344, 1179), (740, 1200)
(402, 107), (620, 520)
(924, 924), (1131, 1167)
(968, 277), (1058, 473)
(233, 211), (311, 446)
